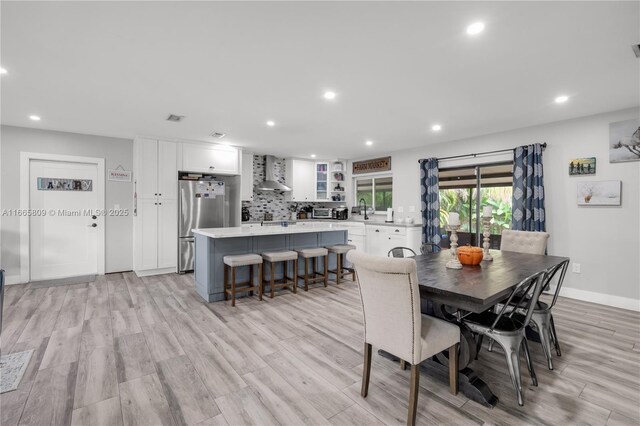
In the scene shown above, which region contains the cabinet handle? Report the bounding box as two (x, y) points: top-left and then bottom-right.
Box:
(158, 193), (162, 196)
(348, 239), (352, 242)
(209, 166), (215, 169)
(154, 203), (158, 205)
(395, 229), (400, 232)
(154, 193), (158, 196)
(159, 203), (162, 205)
(375, 229), (380, 233)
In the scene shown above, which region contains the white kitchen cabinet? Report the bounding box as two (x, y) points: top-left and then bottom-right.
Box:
(157, 199), (177, 268)
(137, 138), (159, 199)
(182, 143), (239, 175)
(158, 141), (178, 199)
(315, 162), (330, 201)
(134, 137), (179, 275)
(241, 153), (254, 201)
(365, 224), (422, 257)
(137, 198), (159, 270)
(285, 159), (315, 202)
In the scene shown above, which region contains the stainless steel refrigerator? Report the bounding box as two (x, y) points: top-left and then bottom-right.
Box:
(178, 174), (231, 273)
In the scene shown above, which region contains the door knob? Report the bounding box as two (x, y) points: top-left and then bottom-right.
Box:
(89, 223), (97, 227)
(91, 215), (97, 220)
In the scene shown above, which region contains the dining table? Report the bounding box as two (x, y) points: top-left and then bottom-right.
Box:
(380, 249), (570, 407)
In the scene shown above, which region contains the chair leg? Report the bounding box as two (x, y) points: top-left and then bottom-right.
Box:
(292, 259), (298, 294)
(257, 263), (263, 301)
(550, 314), (562, 356)
(408, 364), (420, 426)
(400, 360), (407, 371)
(231, 266), (236, 307)
(324, 255), (328, 287)
(304, 258), (309, 291)
(533, 313), (554, 370)
(361, 343), (372, 397)
(336, 253), (341, 285)
(449, 343), (459, 395)
(522, 338), (538, 386)
(494, 335), (524, 406)
(487, 338), (494, 352)
(223, 264), (228, 301)
(270, 261), (275, 299)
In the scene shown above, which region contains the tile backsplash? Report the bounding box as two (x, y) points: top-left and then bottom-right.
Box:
(242, 155), (328, 221)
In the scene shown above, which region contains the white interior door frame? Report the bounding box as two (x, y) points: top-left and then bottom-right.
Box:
(20, 152), (106, 282)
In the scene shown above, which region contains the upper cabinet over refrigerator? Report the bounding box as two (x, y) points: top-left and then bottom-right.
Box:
(182, 143), (239, 175)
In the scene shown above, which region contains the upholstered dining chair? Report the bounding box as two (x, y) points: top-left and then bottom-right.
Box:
(347, 250), (460, 426)
(463, 270), (547, 406)
(500, 230), (550, 255)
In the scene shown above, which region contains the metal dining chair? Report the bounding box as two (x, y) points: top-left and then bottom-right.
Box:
(387, 247), (417, 258)
(490, 259), (569, 370)
(462, 270), (547, 406)
(420, 243), (441, 254)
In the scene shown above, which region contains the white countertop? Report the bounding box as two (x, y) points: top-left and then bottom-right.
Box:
(193, 223), (350, 238)
(241, 218), (421, 228)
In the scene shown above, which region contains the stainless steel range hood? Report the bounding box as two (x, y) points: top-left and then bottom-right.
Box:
(255, 155), (291, 192)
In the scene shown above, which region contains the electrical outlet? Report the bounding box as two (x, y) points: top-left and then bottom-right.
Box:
(572, 263), (581, 273)
(397, 206), (404, 213)
(409, 206), (416, 213)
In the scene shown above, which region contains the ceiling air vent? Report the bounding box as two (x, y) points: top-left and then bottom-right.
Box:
(166, 114), (185, 122)
(633, 44), (640, 58)
(210, 132), (226, 139)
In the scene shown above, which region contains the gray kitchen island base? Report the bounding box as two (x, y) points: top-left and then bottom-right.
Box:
(194, 229), (348, 302)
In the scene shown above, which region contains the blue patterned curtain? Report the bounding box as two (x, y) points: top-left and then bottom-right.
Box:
(419, 158), (440, 251)
(512, 144), (546, 231)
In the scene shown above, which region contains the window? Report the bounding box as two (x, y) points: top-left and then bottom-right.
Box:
(438, 163), (512, 248)
(355, 176), (392, 212)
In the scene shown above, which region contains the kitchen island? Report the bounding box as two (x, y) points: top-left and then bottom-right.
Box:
(193, 223), (349, 302)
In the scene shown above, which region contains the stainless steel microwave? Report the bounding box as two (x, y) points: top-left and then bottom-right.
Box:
(312, 208), (332, 219)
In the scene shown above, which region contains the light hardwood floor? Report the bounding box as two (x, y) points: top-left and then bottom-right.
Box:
(1, 272), (639, 425)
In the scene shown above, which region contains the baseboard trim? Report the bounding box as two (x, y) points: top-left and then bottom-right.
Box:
(5, 275), (23, 285)
(549, 285), (640, 312)
(134, 267), (176, 277)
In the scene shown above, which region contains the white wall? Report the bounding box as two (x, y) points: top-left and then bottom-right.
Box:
(361, 108), (640, 308)
(1, 125), (134, 280)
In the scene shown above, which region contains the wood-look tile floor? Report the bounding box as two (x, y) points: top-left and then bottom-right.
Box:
(1, 272), (639, 425)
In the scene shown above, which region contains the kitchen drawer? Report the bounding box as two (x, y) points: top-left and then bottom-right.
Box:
(366, 224), (406, 236)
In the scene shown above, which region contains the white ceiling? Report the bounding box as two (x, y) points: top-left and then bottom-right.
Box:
(2, 1), (638, 159)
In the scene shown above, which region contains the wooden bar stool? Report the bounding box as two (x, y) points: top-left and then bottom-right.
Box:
(261, 250), (298, 298)
(296, 247), (329, 291)
(326, 244), (356, 284)
(223, 254), (263, 307)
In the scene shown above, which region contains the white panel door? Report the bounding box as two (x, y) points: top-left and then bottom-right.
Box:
(138, 198), (159, 270)
(29, 160), (100, 280)
(158, 140), (178, 199)
(137, 138), (159, 198)
(157, 199), (177, 269)
(288, 160), (315, 202)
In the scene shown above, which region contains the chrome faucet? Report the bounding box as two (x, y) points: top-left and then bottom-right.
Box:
(358, 198), (369, 220)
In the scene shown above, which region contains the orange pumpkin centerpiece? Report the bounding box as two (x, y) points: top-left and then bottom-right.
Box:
(457, 245), (484, 266)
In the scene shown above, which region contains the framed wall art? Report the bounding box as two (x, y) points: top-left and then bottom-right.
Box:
(577, 180), (621, 206)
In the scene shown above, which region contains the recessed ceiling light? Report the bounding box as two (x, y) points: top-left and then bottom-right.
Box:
(0, 67), (7, 75)
(29, 115), (41, 121)
(554, 95), (569, 104)
(310, 154), (317, 158)
(466, 22), (485, 35)
(323, 91), (337, 100)
(431, 124), (442, 131)
(266, 120), (275, 127)
(365, 140), (373, 146)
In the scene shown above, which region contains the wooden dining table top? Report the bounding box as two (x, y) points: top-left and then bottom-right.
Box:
(415, 250), (570, 313)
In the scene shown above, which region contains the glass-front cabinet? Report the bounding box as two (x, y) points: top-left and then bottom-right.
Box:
(315, 162), (329, 201)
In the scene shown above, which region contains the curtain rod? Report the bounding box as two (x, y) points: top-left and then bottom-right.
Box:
(418, 142), (547, 163)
